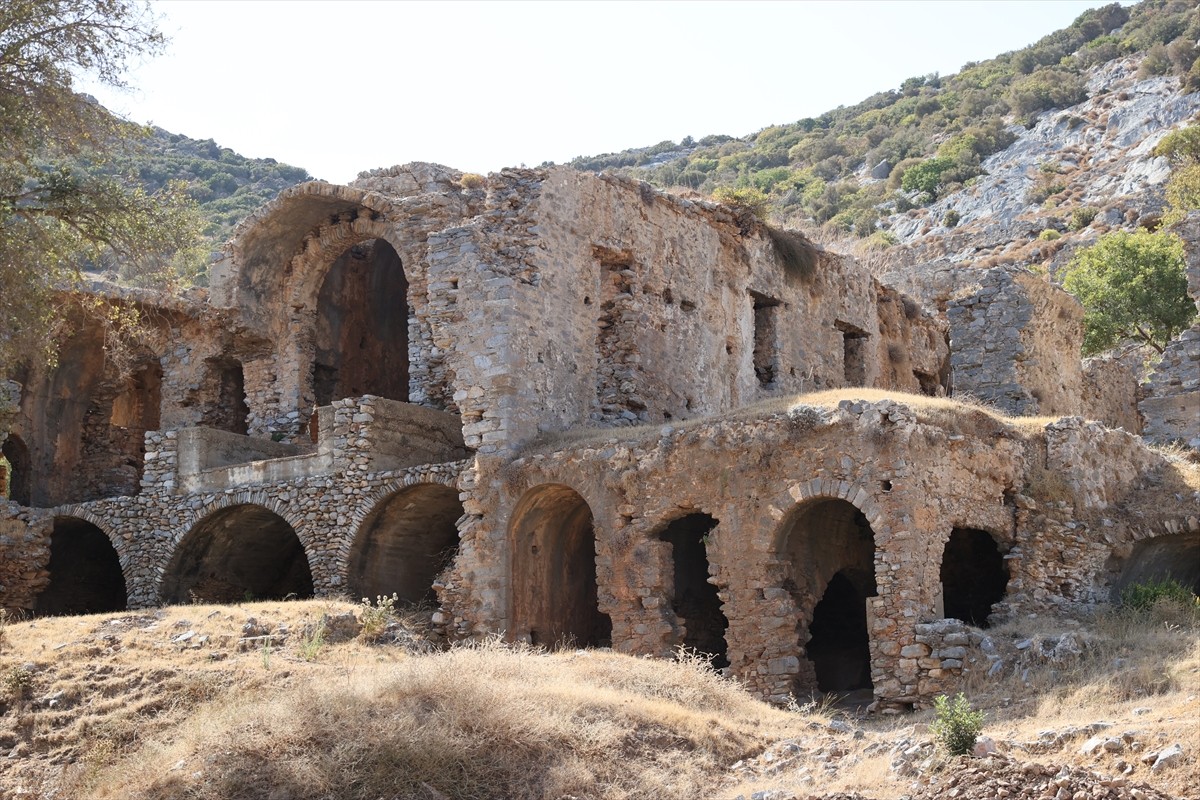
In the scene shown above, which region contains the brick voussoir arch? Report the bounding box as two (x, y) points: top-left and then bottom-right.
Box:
(332, 472), (463, 591)
(152, 489), (316, 599)
(771, 476), (887, 551)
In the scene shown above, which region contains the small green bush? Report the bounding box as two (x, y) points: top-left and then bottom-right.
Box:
(942, 209), (961, 228)
(1070, 206), (1098, 230)
(930, 693), (985, 756)
(1039, 229), (1061, 241)
(2, 665), (33, 698)
(1119, 578), (1197, 612)
(712, 186), (770, 220)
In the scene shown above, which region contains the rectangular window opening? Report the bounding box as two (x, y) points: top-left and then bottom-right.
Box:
(751, 291), (781, 388)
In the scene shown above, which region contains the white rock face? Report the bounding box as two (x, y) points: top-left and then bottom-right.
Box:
(885, 58), (1200, 259)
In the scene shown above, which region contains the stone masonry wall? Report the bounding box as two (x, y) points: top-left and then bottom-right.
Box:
(440, 396), (1199, 708)
(1140, 212), (1200, 449)
(948, 266), (1084, 416)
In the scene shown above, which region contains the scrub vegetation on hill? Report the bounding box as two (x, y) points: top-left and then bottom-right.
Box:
(569, 1), (1200, 235)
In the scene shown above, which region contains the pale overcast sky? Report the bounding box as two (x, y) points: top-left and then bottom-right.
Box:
(83, 1), (1112, 183)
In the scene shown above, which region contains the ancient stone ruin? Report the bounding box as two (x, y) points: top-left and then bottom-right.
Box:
(1, 164), (1197, 709)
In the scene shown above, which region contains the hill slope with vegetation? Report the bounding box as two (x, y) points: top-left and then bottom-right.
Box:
(569, 1), (1198, 241)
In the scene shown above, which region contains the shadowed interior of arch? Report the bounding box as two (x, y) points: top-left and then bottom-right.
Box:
(510, 484), (612, 648)
(348, 484), (464, 604)
(1110, 532), (1200, 598)
(940, 527), (1009, 627)
(1, 434), (31, 506)
(782, 497), (877, 695)
(312, 238), (409, 406)
(658, 513), (729, 667)
(34, 516), (127, 616)
(159, 504), (314, 604)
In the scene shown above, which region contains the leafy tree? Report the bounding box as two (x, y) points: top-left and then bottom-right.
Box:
(1062, 230), (1196, 355)
(1, 0), (204, 368)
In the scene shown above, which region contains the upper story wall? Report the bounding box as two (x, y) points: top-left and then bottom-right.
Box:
(437, 168), (948, 451)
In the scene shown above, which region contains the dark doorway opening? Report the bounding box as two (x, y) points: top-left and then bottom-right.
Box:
(940, 528), (1008, 627)
(1, 434), (31, 506)
(837, 322), (869, 387)
(807, 571), (872, 692)
(313, 239), (409, 406)
(1111, 532), (1200, 598)
(510, 484), (612, 648)
(659, 513), (728, 667)
(751, 291), (781, 388)
(34, 517), (127, 615)
(348, 484), (464, 604)
(781, 497), (877, 696)
(204, 358), (250, 435)
(160, 505), (314, 604)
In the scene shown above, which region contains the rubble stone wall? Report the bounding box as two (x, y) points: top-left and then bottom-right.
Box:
(948, 267), (1084, 416)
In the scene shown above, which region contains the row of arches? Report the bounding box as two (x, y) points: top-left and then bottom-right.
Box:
(27, 482), (1196, 702)
(506, 487), (1012, 696)
(32, 482), (465, 614)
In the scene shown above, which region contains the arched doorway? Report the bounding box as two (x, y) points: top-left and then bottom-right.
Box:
(658, 513), (728, 667)
(348, 484), (464, 604)
(34, 517), (127, 615)
(780, 497), (877, 694)
(510, 484), (611, 648)
(940, 528), (1008, 627)
(160, 505), (314, 604)
(1, 434), (31, 506)
(312, 239), (409, 406)
(1111, 532), (1200, 599)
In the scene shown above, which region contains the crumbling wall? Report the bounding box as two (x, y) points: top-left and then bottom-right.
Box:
(948, 266), (1084, 415)
(444, 168), (947, 453)
(0, 502), (50, 613)
(1081, 354), (1142, 432)
(1140, 212), (1200, 449)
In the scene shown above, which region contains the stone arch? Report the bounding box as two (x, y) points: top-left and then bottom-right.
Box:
(34, 515), (128, 615)
(346, 482), (465, 604)
(939, 527), (1009, 628)
(1, 433), (31, 506)
(309, 236), (410, 406)
(159, 497), (314, 604)
(776, 488), (881, 696)
(509, 483), (612, 648)
(1110, 531), (1200, 599)
(654, 511), (728, 667)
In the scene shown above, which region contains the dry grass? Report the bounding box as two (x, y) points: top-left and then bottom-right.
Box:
(2, 600), (1199, 799)
(527, 388), (1059, 454)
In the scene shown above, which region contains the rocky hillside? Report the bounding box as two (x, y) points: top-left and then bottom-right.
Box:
(884, 58), (1200, 274)
(569, 0), (1199, 280)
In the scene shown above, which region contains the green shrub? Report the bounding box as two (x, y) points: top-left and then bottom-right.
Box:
(712, 186), (770, 220)
(1039, 229), (1061, 241)
(1069, 206), (1098, 230)
(929, 693), (985, 756)
(1063, 229), (1195, 354)
(900, 156), (955, 196)
(943, 209), (961, 228)
(1119, 578), (1198, 612)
